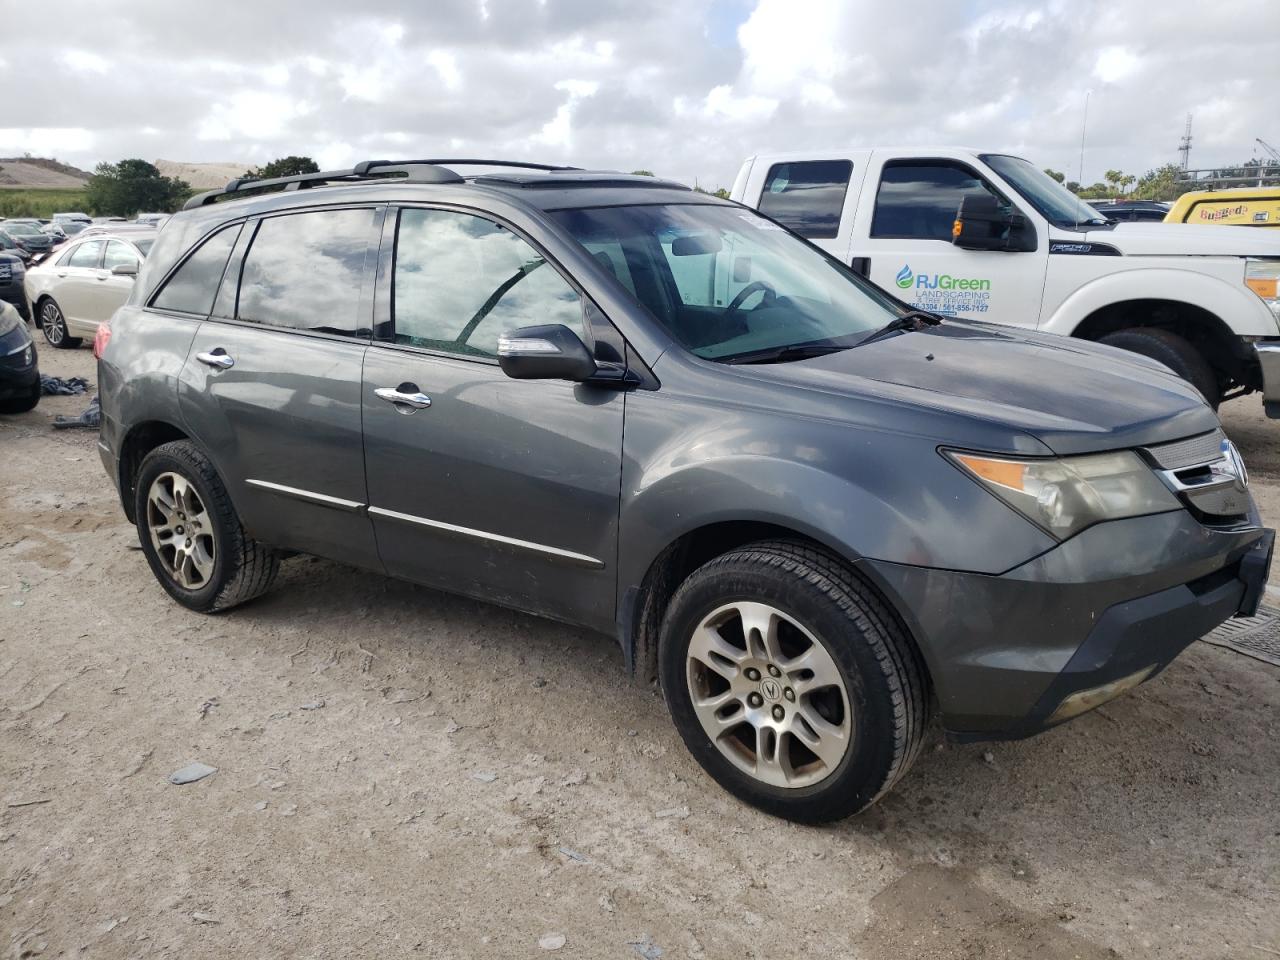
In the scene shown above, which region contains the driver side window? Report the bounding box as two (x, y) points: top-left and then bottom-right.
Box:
(393, 208), (584, 358)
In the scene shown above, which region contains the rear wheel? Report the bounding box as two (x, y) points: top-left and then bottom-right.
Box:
(134, 440), (279, 612)
(38, 298), (81, 349)
(1099, 327), (1220, 408)
(658, 540), (928, 823)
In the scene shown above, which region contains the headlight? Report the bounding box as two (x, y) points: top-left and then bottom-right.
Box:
(946, 449), (1180, 540)
(1246, 259), (1280, 324)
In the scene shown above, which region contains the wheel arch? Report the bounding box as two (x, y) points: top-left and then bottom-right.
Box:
(117, 420), (192, 522)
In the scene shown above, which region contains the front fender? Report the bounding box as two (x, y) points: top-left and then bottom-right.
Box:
(1041, 266), (1278, 338)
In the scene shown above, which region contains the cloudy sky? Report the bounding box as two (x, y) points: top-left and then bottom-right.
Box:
(2, 0), (1277, 189)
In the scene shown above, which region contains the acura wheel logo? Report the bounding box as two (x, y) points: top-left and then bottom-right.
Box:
(760, 678), (782, 702)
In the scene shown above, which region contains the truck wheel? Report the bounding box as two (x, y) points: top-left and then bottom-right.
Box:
(658, 540), (928, 823)
(134, 440), (279, 613)
(1099, 327), (1220, 408)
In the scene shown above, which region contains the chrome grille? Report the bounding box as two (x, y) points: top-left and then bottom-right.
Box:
(1143, 429), (1225, 470)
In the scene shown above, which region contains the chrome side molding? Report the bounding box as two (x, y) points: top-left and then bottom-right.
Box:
(245, 479), (365, 512)
(367, 506), (604, 568)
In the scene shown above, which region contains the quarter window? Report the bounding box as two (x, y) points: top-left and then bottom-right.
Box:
(871, 163), (1005, 240)
(67, 240), (105, 269)
(237, 209), (373, 337)
(392, 208), (585, 358)
(152, 224), (240, 316)
(757, 160), (853, 239)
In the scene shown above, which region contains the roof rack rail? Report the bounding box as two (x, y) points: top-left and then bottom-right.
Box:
(182, 158), (583, 210)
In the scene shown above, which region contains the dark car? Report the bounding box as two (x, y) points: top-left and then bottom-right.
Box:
(0, 300), (39, 413)
(0, 250), (28, 320)
(1093, 199), (1172, 222)
(96, 160), (1272, 822)
(0, 221), (55, 258)
(0, 230), (34, 265)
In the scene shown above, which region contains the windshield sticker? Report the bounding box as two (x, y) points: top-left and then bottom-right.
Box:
(739, 214), (785, 231)
(894, 264), (991, 316)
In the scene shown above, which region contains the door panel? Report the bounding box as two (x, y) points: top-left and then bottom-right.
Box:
(362, 347), (623, 631)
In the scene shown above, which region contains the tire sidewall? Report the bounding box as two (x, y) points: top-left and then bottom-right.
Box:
(659, 558), (902, 820)
(134, 446), (233, 610)
(1100, 329), (1219, 407)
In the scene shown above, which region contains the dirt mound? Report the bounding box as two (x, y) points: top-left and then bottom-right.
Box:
(0, 158), (92, 188)
(154, 159), (250, 190)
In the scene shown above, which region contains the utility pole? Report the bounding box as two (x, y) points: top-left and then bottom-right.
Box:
(1179, 114), (1193, 170)
(1077, 90), (1091, 185)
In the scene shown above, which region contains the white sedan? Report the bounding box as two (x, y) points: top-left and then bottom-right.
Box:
(24, 230), (154, 348)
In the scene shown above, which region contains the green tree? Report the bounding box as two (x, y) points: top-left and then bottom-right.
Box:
(1064, 180), (1081, 193)
(1043, 168), (1066, 183)
(84, 159), (191, 216)
(629, 169), (655, 177)
(242, 156), (320, 181)
(1131, 163), (1186, 201)
(1077, 181), (1112, 199)
(1103, 169), (1135, 197)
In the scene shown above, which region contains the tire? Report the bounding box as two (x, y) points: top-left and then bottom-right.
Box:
(658, 539), (928, 823)
(1099, 327), (1220, 408)
(134, 440), (279, 613)
(37, 298), (82, 349)
(0, 379), (40, 414)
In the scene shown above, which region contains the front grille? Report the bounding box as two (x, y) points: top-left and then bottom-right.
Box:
(0, 263), (10, 284)
(1144, 429), (1225, 470)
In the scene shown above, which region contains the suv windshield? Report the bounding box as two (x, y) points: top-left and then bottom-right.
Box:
(550, 203), (902, 361)
(981, 154), (1108, 229)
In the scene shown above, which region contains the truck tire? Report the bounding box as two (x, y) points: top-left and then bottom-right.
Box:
(1099, 327), (1220, 409)
(134, 440), (279, 613)
(658, 539), (928, 823)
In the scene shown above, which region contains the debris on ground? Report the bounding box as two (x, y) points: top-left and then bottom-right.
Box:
(198, 698), (219, 719)
(557, 846), (589, 863)
(470, 770), (498, 783)
(168, 762), (217, 785)
(40, 374), (88, 396)
(628, 935), (664, 958)
(190, 912), (220, 924)
(382, 688), (427, 703)
(7, 798), (52, 808)
(538, 933), (567, 951)
(51, 395), (101, 430)
(299, 699), (326, 711)
(654, 805), (690, 820)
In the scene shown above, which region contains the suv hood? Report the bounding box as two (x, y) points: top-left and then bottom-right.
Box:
(732, 321), (1218, 456)
(1073, 221), (1280, 257)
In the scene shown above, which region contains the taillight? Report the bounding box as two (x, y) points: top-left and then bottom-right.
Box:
(93, 318), (112, 359)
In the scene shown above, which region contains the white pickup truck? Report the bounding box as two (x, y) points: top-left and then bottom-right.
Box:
(731, 148), (1280, 413)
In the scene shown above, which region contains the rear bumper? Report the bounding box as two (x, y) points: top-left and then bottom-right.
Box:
(861, 510), (1272, 741)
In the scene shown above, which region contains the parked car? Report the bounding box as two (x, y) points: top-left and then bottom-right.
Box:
(134, 213), (170, 227)
(1165, 187), (1280, 229)
(52, 212), (91, 225)
(0, 250), (28, 320)
(24, 230), (152, 348)
(41, 222), (69, 240)
(96, 159), (1272, 822)
(732, 149), (1280, 414)
(58, 220), (89, 238)
(1091, 199), (1171, 222)
(0, 299), (39, 413)
(0, 230), (34, 265)
(0, 220), (55, 259)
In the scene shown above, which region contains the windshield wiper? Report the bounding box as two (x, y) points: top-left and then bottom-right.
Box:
(721, 341), (852, 365)
(856, 310), (942, 347)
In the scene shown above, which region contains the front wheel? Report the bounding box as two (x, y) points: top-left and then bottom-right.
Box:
(38, 298), (82, 349)
(1099, 327), (1220, 409)
(134, 440), (279, 612)
(658, 540), (928, 823)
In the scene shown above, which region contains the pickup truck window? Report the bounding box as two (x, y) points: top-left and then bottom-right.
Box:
(871, 163), (1004, 240)
(981, 154), (1107, 229)
(757, 160), (853, 239)
(551, 203), (899, 362)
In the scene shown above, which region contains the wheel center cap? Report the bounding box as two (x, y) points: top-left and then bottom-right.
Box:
(759, 677), (782, 702)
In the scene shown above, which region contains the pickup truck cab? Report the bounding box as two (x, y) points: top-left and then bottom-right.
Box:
(732, 148), (1280, 413)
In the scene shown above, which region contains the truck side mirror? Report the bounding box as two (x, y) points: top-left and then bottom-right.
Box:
(952, 194), (1033, 252)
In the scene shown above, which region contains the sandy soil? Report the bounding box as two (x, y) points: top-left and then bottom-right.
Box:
(2, 346), (1278, 959)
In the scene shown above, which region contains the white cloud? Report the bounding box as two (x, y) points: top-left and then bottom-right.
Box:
(1094, 46), (1141, 83)
(61, 50), (109, 74)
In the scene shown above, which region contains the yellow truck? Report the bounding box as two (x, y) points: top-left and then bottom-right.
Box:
(1165, 187), (1280, 228)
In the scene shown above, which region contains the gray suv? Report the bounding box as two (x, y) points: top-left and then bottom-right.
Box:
(97, 160), (1273, 822)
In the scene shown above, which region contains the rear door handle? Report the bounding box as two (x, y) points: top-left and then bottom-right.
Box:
(375, 384), (432, 412)
(196, 350), (235, 369)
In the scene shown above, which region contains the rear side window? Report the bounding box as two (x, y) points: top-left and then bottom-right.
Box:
(237, 209), (373, 337)
(392, 208), (584, 358)
(757, 160), (853, 239)
(871, 162), (1004, 240)
(68, 240), (105, 268)
(152, 225), (240, 316)
(103, 240), (139, 271)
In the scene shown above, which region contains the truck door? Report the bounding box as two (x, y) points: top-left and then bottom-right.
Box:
(853, 156), (1048, 326)
(745, 154), (870, 261)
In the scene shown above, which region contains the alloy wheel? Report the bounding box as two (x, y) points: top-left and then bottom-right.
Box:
(40, 301), (64, 345)
(685, 601), (852, 789)
(146, 471), (216, 589)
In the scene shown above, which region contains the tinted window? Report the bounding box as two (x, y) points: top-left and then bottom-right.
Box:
(871, 163), (1004, 240)
(757, 160), (853, 239)
(68, 240), (105, 268)
(393, 208), (584, 358)
(238, 209), (373, 336)
(152, 225), (240, 316)
(103, 240), (139, 271)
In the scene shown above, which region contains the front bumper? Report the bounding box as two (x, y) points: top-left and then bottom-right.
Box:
(861, 510), (1272, 741)
(1255, 341), (1280, 417)
(0, 334), (39, 398)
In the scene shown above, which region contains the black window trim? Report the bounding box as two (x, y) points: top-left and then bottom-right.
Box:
(869, 157), (1029, 242)
(144, 219), (251, 320)
(757, 159), (854, 240)
(372, 200), (603, 367)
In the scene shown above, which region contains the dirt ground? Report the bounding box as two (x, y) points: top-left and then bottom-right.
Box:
(2, 345), (1278, 960)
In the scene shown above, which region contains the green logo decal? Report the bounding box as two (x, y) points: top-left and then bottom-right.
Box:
(895, 264), (913, 289)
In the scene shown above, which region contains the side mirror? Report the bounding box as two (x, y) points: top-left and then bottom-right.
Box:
(498, 324), (598, 382)
(952, 194), (1031, 251)
(111, 262), (138, 277)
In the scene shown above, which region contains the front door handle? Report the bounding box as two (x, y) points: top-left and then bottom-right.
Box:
(375, 384), (432, 413)
(196, 349), (235, 369)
